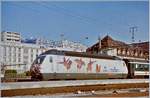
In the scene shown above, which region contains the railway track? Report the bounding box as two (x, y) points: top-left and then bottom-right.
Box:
(1, 79), (149, 97)
(5, 88), (149, 97)
(2, 83), (148, 97)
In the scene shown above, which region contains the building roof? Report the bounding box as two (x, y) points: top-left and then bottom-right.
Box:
(87, 35), (149, 55)
(102, 35), (128, 47)
(87, 35), (128, 51)
(130, 42), (149, 53)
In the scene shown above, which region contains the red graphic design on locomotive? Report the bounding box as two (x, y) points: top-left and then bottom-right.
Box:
(87, 59), (96, 72)
(58, 57), (72, 70)
(75, 58), (85, 70)
(96, 64), (101, 72)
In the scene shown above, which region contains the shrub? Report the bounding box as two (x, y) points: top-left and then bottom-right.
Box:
(25, 71), (31, 76)
(5, 70), (17, 74)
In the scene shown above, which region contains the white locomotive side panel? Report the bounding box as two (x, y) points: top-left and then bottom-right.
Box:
(40, 54), (128, 74)
(40, 55), (54, 73)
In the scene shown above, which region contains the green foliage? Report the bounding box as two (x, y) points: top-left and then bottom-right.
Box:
(25, 71), (31, 76)
(5, 70), (17, 74)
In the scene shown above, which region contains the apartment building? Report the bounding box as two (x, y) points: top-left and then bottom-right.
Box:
(1, 31), (21, 43)
(0, 32), (46, 73)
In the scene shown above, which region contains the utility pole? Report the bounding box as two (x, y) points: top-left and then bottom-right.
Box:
(129, 26), (138, 43)
(60, 33), (64, 41)
(60, 33), (65, 48)
(98, 35), (101, 54)
(85, 36), (89, 47)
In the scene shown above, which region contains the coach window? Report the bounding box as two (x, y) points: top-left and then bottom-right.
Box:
(143, 64), (149, 71)
(50, 56), (53, 63)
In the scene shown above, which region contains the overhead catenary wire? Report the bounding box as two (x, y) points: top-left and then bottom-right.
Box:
(7, 2), (115, 40)
(9, 2), (114, 32)
(35, 2), (99, 25)
(34, 2), (115, 41)
(7, 2), (42, 15)
(34, 2), (113, 29)
(47, 3), (101, 24)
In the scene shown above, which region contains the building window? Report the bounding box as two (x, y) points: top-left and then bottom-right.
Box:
(14, 47), (16, 53)
(131, 50), (134, 56)
(18, 48), (21, 52)
(13, 58), (16, 62)
(31, 54), (33, 58)
(140, 51), (143, 57)
(18, 53), (21, 57)
(4, 57), (6, 62)
(134, 50), (138, 56)
(31, 54), (34, 63)
(18, 58), (21, 62)
(23, 60), (28, 64)
(117, 48), (121, 54)
(31, 49), (33, 53)
(9, 57), (11, 62)
(36, 49), (38, 53)
(23, 56), (28, 60)
(9, 47), (12, 57)
(122, 49), (126, 55)
(127, 50), (130, 55)
(24, 48), (28, 54)
(4, 47), (6, 56)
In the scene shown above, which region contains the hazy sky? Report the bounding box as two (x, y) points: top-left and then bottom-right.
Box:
(2, 1), (149, 46)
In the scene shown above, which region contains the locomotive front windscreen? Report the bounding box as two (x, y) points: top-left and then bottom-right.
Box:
(33, 56), (46, 64)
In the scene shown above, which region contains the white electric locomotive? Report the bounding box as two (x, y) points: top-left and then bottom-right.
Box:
(30, 49), (128, 80)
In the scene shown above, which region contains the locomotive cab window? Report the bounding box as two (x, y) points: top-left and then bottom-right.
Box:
(49, 56), (53, 63)
(34, 56), (46, 64)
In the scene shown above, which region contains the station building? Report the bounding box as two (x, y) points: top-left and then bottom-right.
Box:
(86, 35), (149, 60)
